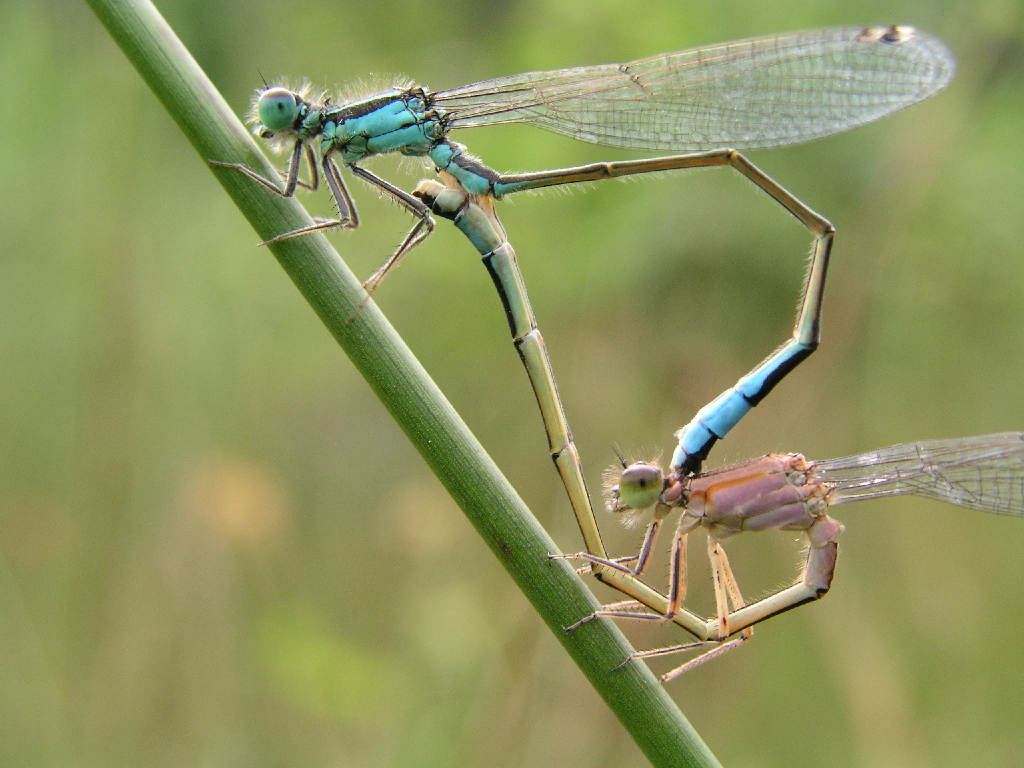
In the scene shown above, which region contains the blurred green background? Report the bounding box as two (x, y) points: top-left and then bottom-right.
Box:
(3, 0), (1024, 765)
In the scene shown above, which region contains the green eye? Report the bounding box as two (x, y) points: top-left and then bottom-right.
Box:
(257, 87), (299, 133)
(615, 462), (664, 511)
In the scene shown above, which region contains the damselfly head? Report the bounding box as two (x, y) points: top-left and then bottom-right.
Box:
(246, 81), (315, 148)
(254, 87), (302, 136)
(604, 459), (665, 526)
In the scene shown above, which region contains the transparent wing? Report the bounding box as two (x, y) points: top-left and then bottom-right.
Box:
(811, 433), (1024, 516)
(432, 26), (954, 151)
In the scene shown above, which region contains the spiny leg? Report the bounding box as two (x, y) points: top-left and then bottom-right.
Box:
(663, 515), (700, 620)
(216, 141), (435, 315)
(565, 599), (660, 631)
(210, 132), (429, 267)
(208, 137), (309, 197)
(350, 164), (435, 294)
(624, 536), (753, 681)
(641, 633), (751, 683)
(259, 154), (365, 245)
(291, 143), (320, 192)
(553, 511), (665, 577)
(709, 538), (737, 639)
(571, 597), (710, 639)
(560, 516), (714, 642)
(211, 143), (363, 247)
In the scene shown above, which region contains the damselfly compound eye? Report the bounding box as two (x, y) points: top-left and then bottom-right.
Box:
(615, 461), (664, 511)
(257, 87), (300, 133)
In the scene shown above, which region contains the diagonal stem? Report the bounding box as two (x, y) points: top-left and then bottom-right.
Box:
(83, 0), (723, 764)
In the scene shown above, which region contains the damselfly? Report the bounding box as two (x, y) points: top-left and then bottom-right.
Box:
(577, 433), (1024, 680)
(212, 25), (953, 299)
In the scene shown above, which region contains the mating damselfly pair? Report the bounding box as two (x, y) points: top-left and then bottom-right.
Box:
(211, 24), (1024, 678)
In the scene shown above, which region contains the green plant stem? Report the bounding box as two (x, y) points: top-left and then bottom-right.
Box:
(85, 0), (723, 764)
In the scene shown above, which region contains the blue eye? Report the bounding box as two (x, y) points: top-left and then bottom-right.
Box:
(257, 87), (299, 133)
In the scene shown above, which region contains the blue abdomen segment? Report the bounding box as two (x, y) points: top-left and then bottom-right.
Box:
(429, 142), (496, 195)
(672, 338), (815, 474)
(429, 141), (536, 197)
